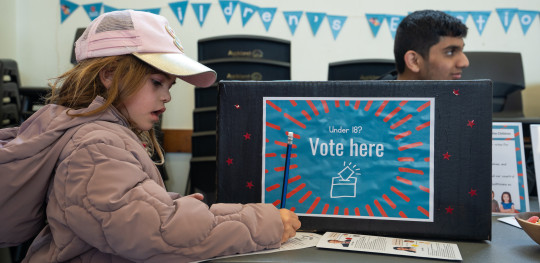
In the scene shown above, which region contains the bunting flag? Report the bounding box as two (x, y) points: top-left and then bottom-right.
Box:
(496, 8), (518, 33)
(239, 2), (258, 26)
(306, 12), (326, 36)
(103, 5), (119, 13)
(386, 15), (405, 39)
(60, 0), (79, 23)
(169, 1), (189, 25)
(258, 7), (277, 31)
(470, 11), (491, 35)
(517, 10), (539, 35)
(82, 3), (102, 21)
(365, 14), (385, 37)
(191, 3), (211, 27)
(219, 0), (239, 24)
(445, 11), (470, 24)
(283, 11), (303, 35)
(326, 15), (347, 40)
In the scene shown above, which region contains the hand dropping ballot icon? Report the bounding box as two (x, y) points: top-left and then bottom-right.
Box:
(331, 162), (361, 198)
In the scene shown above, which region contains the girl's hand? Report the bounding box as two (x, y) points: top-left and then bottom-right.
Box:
(279, 209), (301, 243)
(187, 193), (204, 201)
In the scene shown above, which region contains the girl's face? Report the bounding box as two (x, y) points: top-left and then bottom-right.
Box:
(502, 193), (510, 202)
(120, 73), (175, 131)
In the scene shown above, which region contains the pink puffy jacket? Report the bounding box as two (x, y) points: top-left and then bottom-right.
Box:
(6, 97), (282, 262)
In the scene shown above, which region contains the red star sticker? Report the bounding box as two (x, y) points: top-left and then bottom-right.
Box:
(453, 89), (460, 96)
(234, 104), (241, 109)
(226, 157), (233, 166)
(445, 206), (454, 214)
(468, 188), (477, 197)
(246, 181), (254, 189)
(443, 152), (451, 160)
(243, 132), (251, 140)
(467, 120), (476, 128)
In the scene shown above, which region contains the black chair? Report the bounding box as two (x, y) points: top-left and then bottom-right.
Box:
(328, 59), (395, 81)
(461, 51), (525, 117)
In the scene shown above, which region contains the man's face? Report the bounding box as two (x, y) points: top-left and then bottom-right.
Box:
(418, 36), (469, 80)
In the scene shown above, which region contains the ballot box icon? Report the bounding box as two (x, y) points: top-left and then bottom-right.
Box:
(331, 165), (359, 198)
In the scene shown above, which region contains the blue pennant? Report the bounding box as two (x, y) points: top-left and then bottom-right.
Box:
(60, 0), (79, 23)
(517, 10), (539, 35)
(365, 14), (385, 37)
(386, 15), (405, 39)
(283, 11), (303, 35)
(470, 11), (491, 36)
(445, 11), (469, 25)
(327, 15), (347, 40)
(258, 8), (277, 31)
(103, 5), (120, 13)
(239, 2), (259, 27)
(82, 3), (102, 21)
(191, 3), (212, 27)
(496, 8), (518, 33)
(169, 1), (189, 25)
(219, 0), (239, 24)
(306, 12), (326, 36)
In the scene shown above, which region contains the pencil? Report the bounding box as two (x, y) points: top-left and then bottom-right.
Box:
(281, 132), (294, 209)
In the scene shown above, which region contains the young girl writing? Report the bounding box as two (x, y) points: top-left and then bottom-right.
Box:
(0, 10), (300, 262)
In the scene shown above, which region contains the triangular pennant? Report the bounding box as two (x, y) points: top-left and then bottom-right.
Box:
(169, 1), (189, 25)
(517, 10), (539, 35)
(258, 7), (277, 32)
(82, 3), (102, 21)
(306, 12), (326, 36)
(445, 11), (469, 24)
(470, 11), (491, 35)
(385, 15), (405, 39)
(283, 11), (303, 35)
(60, 0), (79, 23)
(103, 5), (120, 13)
(326, 15), (347, 40)
(137, 8), (160, 15)
(239, 2), (259, 27)
(219, 0), (239, 24)
(191, 3), (212, 27)
(365, 14), (385, 37)
(496, 8), (518, 33)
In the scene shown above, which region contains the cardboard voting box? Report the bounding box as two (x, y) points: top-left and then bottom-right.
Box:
(216, 80), (492, 240)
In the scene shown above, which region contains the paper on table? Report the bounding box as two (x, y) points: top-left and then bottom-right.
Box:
(316, 232), (462, 261)
(197, 232), (322, 262)
(497, 216), (522, 228)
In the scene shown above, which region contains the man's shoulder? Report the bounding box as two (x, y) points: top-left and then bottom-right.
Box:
(377, 70), (398, 80)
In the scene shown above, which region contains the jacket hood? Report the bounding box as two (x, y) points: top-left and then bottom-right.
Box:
(0, 96), (128, 163)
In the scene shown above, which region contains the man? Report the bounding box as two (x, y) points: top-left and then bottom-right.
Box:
(380, 10), (469, 80)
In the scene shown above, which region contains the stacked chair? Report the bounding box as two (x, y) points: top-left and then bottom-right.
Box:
(188, 35), (291, 205)
(0, 59), (21, 128)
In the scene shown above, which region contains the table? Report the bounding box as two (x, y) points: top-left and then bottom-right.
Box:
(207, 197), (540, 262)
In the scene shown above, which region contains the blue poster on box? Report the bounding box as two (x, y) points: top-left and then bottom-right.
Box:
(262, 97), (435, 221)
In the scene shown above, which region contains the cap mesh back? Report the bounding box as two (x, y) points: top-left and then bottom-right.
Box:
(96, 11), (134, 34)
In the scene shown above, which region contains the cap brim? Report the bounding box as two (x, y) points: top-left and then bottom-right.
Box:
(133, 53), (217, 87)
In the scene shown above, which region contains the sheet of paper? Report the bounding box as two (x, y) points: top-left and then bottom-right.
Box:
(492, 122), (529, 214)
(198, 232), (322, 262)
(497, 216), (521, 228)
(316, 232), (462, 261)
(530, 124), (540, 211)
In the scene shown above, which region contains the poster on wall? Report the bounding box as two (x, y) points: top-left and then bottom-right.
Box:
(217, 80), (492, 240)
(262, 97), (435, 222)
(491, 122), (529, 214)
(529, 124), (540, 210)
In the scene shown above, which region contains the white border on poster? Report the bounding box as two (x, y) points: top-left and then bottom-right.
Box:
(530, 124), (540, 211)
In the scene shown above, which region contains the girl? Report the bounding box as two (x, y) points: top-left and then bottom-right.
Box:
(499, 191), (515, 213)
(1, 10), (299, 262)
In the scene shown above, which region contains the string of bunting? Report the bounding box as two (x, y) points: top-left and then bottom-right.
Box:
(60, 0), (540, 39)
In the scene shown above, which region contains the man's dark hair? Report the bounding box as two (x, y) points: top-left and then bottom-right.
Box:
(394, 10), (468, 73)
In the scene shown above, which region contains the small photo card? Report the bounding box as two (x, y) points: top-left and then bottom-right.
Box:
(492, 122), (529, 214)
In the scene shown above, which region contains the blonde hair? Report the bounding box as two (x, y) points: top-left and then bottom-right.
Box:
(47, 55), (165, 164)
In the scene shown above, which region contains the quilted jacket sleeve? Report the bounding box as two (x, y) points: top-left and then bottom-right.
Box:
(54, 127), (283, 262)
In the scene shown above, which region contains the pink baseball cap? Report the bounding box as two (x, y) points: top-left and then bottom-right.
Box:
(75, 10), (216, 87)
